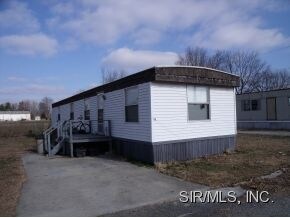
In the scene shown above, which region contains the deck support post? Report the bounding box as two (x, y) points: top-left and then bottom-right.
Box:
(69, 120), (73, 157)
(70, 142), (73, 157)
(48, 135), (51, 157)
(109, 140), (113, 154)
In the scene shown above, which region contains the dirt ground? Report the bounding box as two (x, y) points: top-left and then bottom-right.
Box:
(0, 136), (35, 216)
(157, 134), (290, 195)
(0, 121), (49, 216)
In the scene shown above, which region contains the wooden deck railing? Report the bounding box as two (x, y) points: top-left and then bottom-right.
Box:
(43, 119), (111, 157)
(67, 119), (111, 137)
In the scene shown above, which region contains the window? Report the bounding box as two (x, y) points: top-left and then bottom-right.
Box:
(57, 107), (61, 121)
(242, 100), (251, 111)
(251, 100), (260, 111)
(70, 112), (74, 120)
(97, 109), (104, 132)
(97, 94), (104, 109)
(84, 99), (90, 120)
(288, 97), (290, 106)
(84, 110), (90, 120)
(125, 86), (139, 122)
(187, 85), (210, 120)
(70, 103), (74, 120)
(242, 99), (260, 111)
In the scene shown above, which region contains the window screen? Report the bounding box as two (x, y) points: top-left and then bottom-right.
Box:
(98, 94), (104, 109)
(125, 86), (139, 122)
(242, 99), (260, 111)
(242, 100), (251, 111)
(84, 110), (90, 120)
(84, 99), (90, 120)
(251, 100), (260, 111)
(187, 85), (210, 120)
(57, 107), (60, 121)
(70, 103), (74, 120)
(84, 99), (89, 111)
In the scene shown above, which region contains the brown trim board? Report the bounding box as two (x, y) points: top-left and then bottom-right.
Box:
(52, 66), (240, 108)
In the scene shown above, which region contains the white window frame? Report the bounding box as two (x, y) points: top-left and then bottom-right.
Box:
(124, 86), (139, 123)
(84, 98), (90, 120)
(70, 103), (74, 120)
(57, 107), (61, 121)
(97, 93), (104, 110)
(186, 85), (210, 121)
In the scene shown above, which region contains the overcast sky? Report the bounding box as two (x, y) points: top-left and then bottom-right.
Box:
(0, 0), (289, 103)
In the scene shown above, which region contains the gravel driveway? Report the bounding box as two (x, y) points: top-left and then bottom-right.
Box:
(17, 153), (206, 216)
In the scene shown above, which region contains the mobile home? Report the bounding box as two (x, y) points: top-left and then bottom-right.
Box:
(237, 88), (290, 130)
(50, 66), (239, 163)
(0, 111), (31, 121)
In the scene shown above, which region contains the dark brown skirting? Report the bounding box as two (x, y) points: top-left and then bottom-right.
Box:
(112, 135), (236, 164)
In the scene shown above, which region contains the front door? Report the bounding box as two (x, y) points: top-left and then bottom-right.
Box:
(266, 97), (277, 120)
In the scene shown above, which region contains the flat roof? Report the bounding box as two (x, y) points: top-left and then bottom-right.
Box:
(53, 66), (240, 108)
(237, 87), (290, 95)
(0, 111), (30, 114)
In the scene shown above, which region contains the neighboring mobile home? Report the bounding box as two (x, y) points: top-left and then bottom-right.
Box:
(51, 66), (239, 163)
(237, 88), (290, 130)
(0, 111), (31, 121)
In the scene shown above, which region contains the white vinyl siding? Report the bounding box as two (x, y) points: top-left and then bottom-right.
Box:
(51, 83), (151, 141)
(74, 99), (85, 120)
(150, 82), (236, 143)
(51, 109), (58, 126)
(60, 104), (70, 121)
(89, 95), (98, 133)
(51, 81), (235, 143)
(105, 83), (151, 141)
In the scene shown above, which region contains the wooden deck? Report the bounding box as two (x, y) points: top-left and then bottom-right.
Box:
(71, 133), (112, 143)
(68, 133), (112, 157)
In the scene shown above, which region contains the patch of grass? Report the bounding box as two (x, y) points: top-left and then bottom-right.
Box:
(0, 121), (45, 216)
(156, 134), (290, 195)
(127, 158), (153, 168)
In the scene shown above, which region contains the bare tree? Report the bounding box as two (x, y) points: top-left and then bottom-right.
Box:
(218, 51), (269, 94)
(18, 100), (40, 119)
(39, 97), (53, 120)
(207, 50), (227, 69)
(30, 101), (39, 119)
(18, 100), (31, 111)
(11, 102), (18, 111)
(253, 69), (290, 92)
(176, 47), (209, 66)
(175, 47), (287, 94)
(101, 68), (127, 84)
(272, 69), (290, 89)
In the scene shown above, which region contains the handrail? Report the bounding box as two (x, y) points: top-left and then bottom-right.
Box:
(43, 119), (112, 157)
(43, 120), (68, 156)
(43, 126), (54, 134)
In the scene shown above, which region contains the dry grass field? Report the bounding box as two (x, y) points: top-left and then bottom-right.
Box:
(157, 134), (290, 195)
(0, 121), (49, 216)
(0, 120), (50, 138)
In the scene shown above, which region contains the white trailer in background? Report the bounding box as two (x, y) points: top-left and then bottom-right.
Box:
(0, 111), (31, 121)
